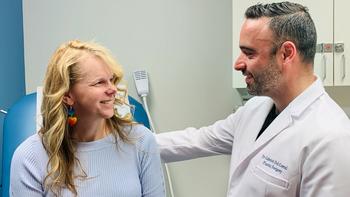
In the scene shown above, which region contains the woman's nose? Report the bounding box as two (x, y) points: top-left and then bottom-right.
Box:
(106, 82), (117, 95)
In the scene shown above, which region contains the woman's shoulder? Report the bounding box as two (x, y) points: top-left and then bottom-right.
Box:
(127, 124), (157, 148)
(131, 124), (154, 137)
(11, 134), (48, 192)
(14, 133), (44, 151)
(12, 133), (47, 165)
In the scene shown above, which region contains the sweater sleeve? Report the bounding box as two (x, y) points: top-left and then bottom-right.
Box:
(135, 126), (166, 197)
(10, 135), (46, 197)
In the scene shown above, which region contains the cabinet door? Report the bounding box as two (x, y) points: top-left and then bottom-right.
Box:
(232, 0), (333, 88)
(302, 0), (333, 86)
(334, 0), (350, 85)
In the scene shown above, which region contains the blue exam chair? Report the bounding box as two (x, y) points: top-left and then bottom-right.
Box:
(1, 93), (149, 197)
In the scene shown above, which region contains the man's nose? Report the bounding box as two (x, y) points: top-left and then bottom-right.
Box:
(234, 54), (246, 71)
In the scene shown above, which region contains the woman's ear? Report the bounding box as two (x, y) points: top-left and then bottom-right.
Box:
(63, 92), (74, 106)
(280, 41), (297, 64)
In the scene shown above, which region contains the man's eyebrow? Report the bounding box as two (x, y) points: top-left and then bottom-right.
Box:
(239, 46), (256, 52)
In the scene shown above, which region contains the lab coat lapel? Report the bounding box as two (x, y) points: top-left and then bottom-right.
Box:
(228, 111), (293, 188)
(229, 103), (293, 188)
(242, 108), (292, 164)
(236, 98), (274, 157)
(253, 109), (293, 149)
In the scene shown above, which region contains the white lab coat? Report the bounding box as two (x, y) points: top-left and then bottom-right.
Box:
(156, 78), (350, 197)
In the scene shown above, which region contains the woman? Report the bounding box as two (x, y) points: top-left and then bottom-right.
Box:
(10, 40), (165, 197)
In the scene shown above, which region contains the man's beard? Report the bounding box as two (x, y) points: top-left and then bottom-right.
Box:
(247, 61), (282, 96)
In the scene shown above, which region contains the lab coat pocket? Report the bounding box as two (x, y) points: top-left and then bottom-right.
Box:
(252, 165), (289, 190)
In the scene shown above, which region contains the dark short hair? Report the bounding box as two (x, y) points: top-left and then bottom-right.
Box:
(245, 1), (317, 64)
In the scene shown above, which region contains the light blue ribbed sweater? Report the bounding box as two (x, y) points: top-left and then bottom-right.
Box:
(10, 125), (165, 197)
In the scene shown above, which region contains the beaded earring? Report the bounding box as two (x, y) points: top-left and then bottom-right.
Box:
(67, 106), (77, 126)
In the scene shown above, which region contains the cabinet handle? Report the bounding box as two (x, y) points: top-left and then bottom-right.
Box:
(322, 54), (327, 80)
(342, 54), (346, 80)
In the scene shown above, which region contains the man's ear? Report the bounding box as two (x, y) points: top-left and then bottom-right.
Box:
(63, 92), (74, 106)
(280, 41), (297, 64)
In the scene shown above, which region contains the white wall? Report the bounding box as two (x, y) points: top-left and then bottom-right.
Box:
(23, 0), (243, 196)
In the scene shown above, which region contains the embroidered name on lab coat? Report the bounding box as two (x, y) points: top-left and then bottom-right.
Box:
(261, 154), (288, 174)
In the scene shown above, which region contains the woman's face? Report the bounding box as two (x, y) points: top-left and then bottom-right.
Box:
(65, 55), (117, 122)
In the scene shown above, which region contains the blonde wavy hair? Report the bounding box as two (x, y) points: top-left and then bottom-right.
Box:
(39, 40), (134, 196)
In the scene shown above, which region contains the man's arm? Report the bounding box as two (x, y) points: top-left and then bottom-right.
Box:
(156, 108), (244, 162)
(300, 133), (350, 196)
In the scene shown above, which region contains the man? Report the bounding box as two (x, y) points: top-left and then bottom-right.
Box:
(156, 2), (350, 197)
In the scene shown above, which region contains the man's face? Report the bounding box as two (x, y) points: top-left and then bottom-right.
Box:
(234, 17), (282, 96)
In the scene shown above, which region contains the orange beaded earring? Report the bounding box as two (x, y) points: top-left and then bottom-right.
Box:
(67, 106), (77, 126)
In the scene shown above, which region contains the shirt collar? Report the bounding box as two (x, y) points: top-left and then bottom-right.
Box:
(284, 76), (325, 118)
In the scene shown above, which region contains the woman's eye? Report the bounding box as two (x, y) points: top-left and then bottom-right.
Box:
(93, 81), (104, 86)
